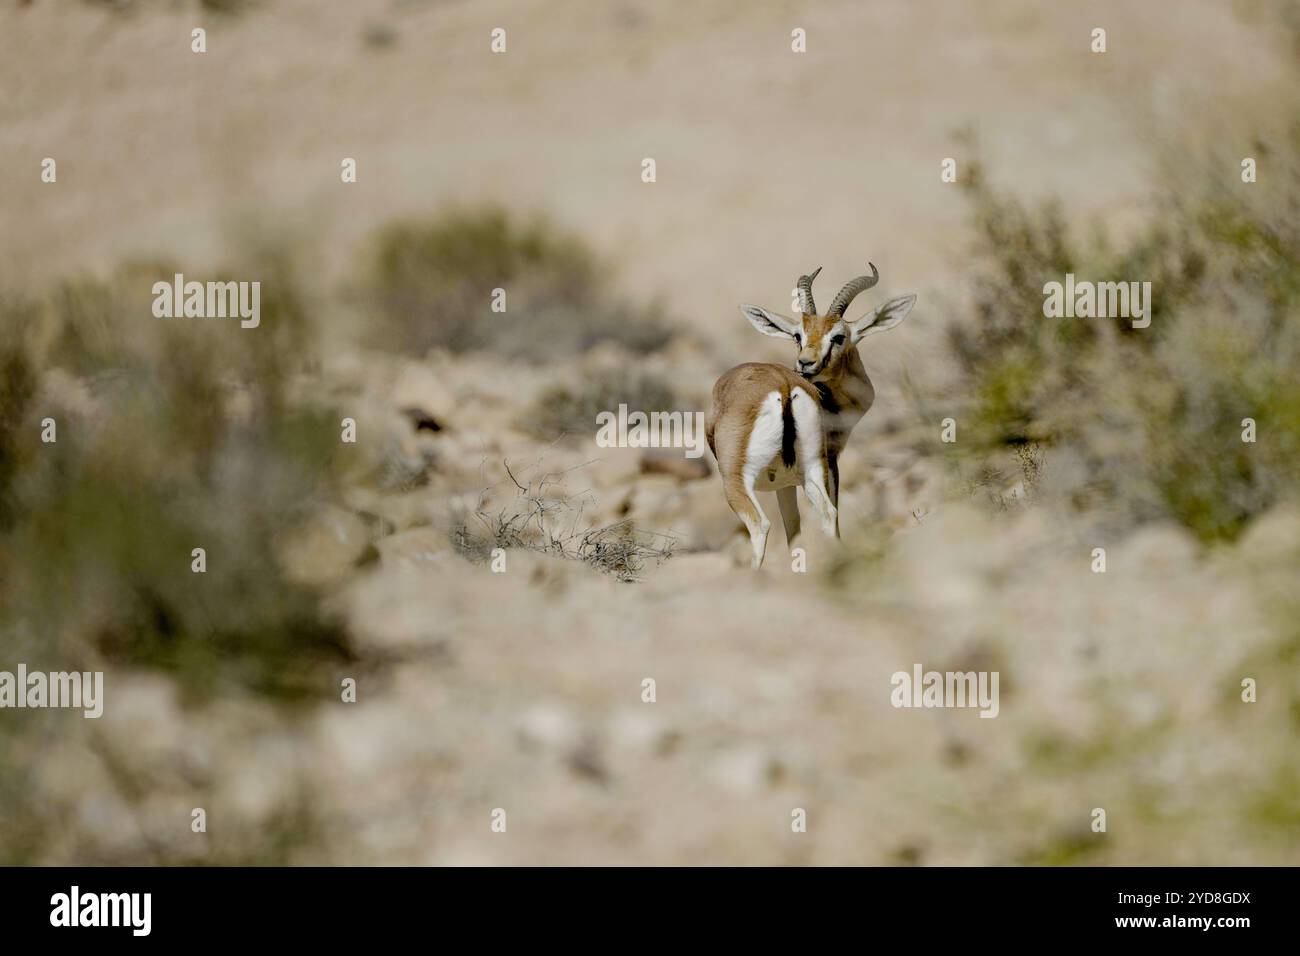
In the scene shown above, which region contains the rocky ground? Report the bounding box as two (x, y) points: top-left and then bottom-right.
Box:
(15, 333), (1299, 865)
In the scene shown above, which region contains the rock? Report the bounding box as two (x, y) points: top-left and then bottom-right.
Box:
(515, 704), (581, 754)
(280, 506), (373, 586)
(377, 440), (437, 491)
(399, 406), (443, 432)
(644, 550), (733, 589)
(1114, 522), (1198, 575)
(625, 473), (680, 516)
(391, 362), (456, 423)
(1236, 506), (1300, 566)
(607, 708), (674, 756)
(217, 733), (300, 825)
(587, 450), (645, 491)
(640, 449), (711, 481)
(567, 737), (609, 783)
(376, 526), (452, 569)
(315, 701), (438, 779)
(710, 745), (781, 795)
(96, 674), (185, 767)
(634, 479), (739, 553)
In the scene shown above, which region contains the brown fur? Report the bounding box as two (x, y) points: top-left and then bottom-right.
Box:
(706, 362), (839, 567)
(705, 364), (812, 547)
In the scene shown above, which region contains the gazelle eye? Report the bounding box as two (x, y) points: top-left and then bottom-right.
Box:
(794, 333), (803, 345)
(832, 334), (846, 346)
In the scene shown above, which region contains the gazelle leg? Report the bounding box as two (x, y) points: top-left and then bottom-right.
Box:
(827, 453), (841, 539)
(723, 476), (770, 569)
(791, 391), (839, 539)
(714, 428), (771, 569)
(776, 486), (801, 547)
(732, 391), (787, 569)
(802, 468), (838, 539)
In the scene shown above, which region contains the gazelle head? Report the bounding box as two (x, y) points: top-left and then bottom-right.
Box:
(739, 265), (917, 380)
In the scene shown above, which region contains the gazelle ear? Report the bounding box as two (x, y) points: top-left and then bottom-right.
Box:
(850, 293), (916, 343)
(739, 304), (801, 340)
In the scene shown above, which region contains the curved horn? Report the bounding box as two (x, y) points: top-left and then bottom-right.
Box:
(826, 263), (880, 317)
(796, 266), (822, 315)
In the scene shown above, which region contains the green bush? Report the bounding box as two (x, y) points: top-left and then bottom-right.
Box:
(363, 206), (675, 360)
(0, 261), (352, 702)
(938, 122), (1300, 541)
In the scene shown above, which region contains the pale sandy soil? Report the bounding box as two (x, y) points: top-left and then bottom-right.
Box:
(3, 0), (1298, 865)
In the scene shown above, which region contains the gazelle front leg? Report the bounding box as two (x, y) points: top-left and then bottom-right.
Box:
(776, 486), (801, 547)
(826, 452), (841, 539)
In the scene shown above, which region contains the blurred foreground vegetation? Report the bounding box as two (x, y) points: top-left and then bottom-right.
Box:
(0, 258), (349, 702)
(932, 122), (1300, 542)
(0, 206), (677, 704)
(0, 205), (681, 862)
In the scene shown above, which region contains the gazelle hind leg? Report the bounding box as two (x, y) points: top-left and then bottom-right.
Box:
(803, 470), (838, 538)
(723, 477), (770, 569)
(734, 391), (787, 569)
(791, 390), (839, 539)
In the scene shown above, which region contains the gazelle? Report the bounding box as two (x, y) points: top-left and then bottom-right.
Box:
(706, 265), (916, 568)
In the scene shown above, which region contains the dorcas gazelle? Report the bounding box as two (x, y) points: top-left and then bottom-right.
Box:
(706, 264), (916, 568)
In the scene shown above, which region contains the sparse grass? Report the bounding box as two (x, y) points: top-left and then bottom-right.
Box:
(362, 206), (676, 360)
(451, 459), (674, 581)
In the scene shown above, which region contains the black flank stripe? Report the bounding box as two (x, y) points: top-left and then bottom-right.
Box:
(781, 392), (796, 468)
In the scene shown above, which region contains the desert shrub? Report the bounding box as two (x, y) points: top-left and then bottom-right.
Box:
(362, 206), (675, 360)
(0, 261), (352, 703)
(0, 326), (39, 531)
(519, 367), (679, 441)
(0, 254), (348, 864)
(451, 460), (674, 581)
(935, 122), (1300, 541)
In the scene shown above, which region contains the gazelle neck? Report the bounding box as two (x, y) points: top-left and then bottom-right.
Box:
(813, 346), (873, 413)
(808, 346), (874, 452)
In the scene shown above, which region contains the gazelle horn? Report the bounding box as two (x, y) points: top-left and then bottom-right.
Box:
(826, 263), (880, 317)
(796, 266), (822, 315)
